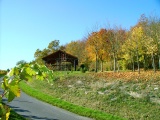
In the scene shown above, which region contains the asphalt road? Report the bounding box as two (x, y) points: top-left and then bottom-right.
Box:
(0, 77), (92, 120)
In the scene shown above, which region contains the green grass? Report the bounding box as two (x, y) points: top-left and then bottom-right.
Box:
(20, 81), (125, 120)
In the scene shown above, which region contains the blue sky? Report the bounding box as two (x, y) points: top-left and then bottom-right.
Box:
(0, 0), (160, 70)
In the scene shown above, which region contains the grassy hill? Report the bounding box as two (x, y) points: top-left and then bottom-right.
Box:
(20, 71), (160, 120)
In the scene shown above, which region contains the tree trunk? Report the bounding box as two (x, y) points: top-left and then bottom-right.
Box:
(152, 53), (156, 73)
(95, 54), (98, 72)
(143, 55), (146, 71)
(113, 53), (116, 72)
(101, 60), (103, 72)
(131, 55), (135, 72)
(136, 51), (140, 74)
(117, 62), (119, 72)
(158, 55), (160, 70)
(132, 61), (135, 72)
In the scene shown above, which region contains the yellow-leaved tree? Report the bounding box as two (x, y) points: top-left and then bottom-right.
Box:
(132, 26), (145, 74)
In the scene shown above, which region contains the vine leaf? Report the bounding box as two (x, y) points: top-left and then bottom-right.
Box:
(8, 91), (16, 102)
(10, 79), (20, 96)
(25, 67), (36, 76)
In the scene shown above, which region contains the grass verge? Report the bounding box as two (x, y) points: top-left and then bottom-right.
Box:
(20, 81), (125, 120)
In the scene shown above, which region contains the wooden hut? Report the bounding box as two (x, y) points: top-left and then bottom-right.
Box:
(42, 50), (78, 71)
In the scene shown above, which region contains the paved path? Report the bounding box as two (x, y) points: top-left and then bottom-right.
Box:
(0, 78), (92, 120)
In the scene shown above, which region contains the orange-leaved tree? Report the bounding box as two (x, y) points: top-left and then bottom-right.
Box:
(86, 29), (110, 72)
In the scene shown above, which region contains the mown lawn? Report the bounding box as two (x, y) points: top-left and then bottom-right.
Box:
(20, 71), (160, 120)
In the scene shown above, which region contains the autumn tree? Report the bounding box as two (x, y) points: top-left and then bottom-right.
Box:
(115, 28), (126, 71)
(146, 15), (160, 69)
(106, 27), (126, 72)
(129, 26), (145, 74)
(136, 14), (160, 71)
(137, 14), (150, 70)
(65, 40), (88, 68)
(86, 32), (98, 72)
(144, 36), (158, 72)
(121, 32), (136, 71)
(86, 30), (108, 72)
(96, 29), (110, 72)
